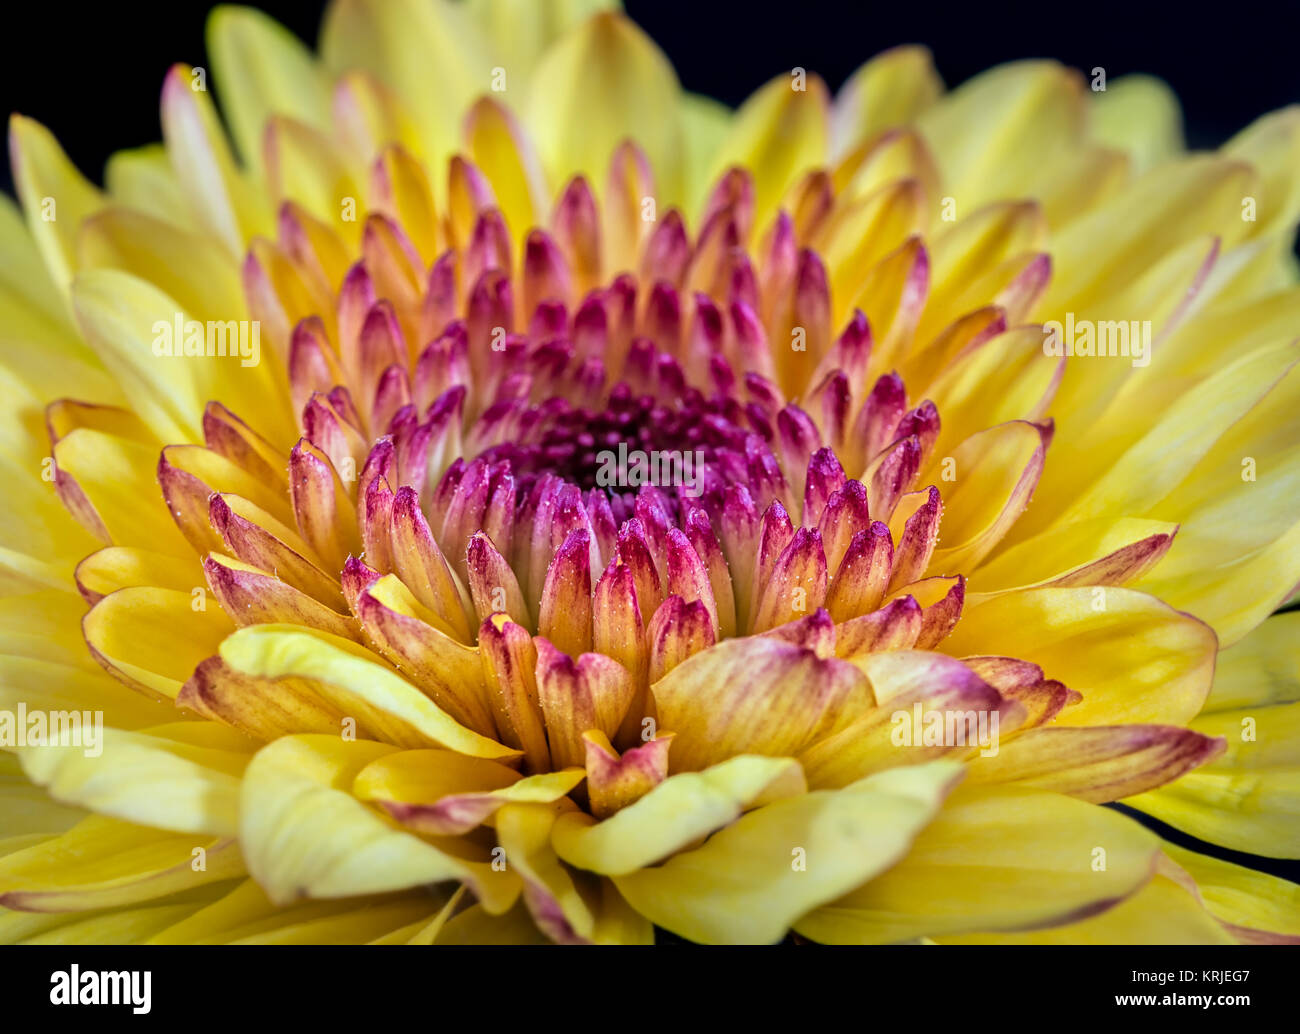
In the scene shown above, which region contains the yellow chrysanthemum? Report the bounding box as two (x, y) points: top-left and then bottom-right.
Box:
(0, 0), (1298, 945)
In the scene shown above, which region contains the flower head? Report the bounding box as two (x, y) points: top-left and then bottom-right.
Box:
(1, 1), (1298, 945)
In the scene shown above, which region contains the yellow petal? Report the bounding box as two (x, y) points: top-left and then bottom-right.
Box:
(1130, 356), (1300, 644)
(148, 876), (443, 945)
(796, 650), (1023, 789)
(680, 93), (731, 214)
(1093, 75), (1183, 173)
(797, 785), (1159, 943)
(526, 12), (683, 204)
(650, 635), (874, 771)
(1038, 235), (1217, 444)
(239, 734), (521, 909)
(942, 586), (1216, 725)
(76, 546), (205, 601)
(851, 235), (927, 373)
(917, 61), (1086, 209)
(354, 749), (584, 834)
(916, 201), (1047, 340)
(1126, 701), (1300, 858)
(104, 144), (195, 229)
(831, 46), (942, 157)
(1039, 156), (1253, 319)
(1162, 842), (1300, 943)
(369, 887), (465, 944)
(495, 803), (598, 943)
(974, 516), (1179, 592)
(8, 115), (104, 290)
(17, 724), (252, 836)
(0, 816), (243, 912)
(83, 587), (235, 700)
(219, 625), (519, 759)
(936, 871), (1232, 945)
(1033, 145), (1130, 231)
(923, 421), (1046, 573)
(464, 0), (621, 79)
(1139, 359), (1300, 570)
(207, 4), (332, 175)
(232, 897), (440, 944)
(819, 179), (928, 321)
(922, 327), (1061, 453)
(1203, 610), (1300, 713)
(0, 753), (85, 836)
(71, 270), (213, 443)
(1049, 341), (1297, 532)
(462, 98), (548, 241)
(76, 207), (246, 326)
(707, 72), (828, 228)
(370, 144), (441, 263)
(553, 754), (806, 875)
(0, 590), (103, 672)
(161, 65), (272, 255)
(614, 760), (963, 944)
(321, 0), (497, 185)
(1226, 106), (1300, 237)
(434, 901), (550, 944)
(1138, 516), (1300, 648)
(178, 655), (354, 741)
(963, 723), (1223, 803)
(0, 654), (173, 732)
(52, 428), (192, 555)
(0, 395), (105, 567)
(264, 117), (361, 235)
(0, 191), (90, 343)
(22, 902), (220, 945)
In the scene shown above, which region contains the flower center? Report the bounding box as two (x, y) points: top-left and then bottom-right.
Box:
(474, 380), (752, 512)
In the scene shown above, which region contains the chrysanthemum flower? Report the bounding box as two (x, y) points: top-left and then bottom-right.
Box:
(1, 0), (1298, 945)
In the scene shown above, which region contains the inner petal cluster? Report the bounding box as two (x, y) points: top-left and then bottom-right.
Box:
(79, 150), (977, 805)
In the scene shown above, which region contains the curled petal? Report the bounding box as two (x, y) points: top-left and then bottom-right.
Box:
(209, 493), (344, 609)
(797, 650), (1023, 788)
(389, 486), (473, 643)
(179, 655), (354, 741)
(664, 528), (719, 638)
(238, 735), (520, 910)
(647, 594), (716, 683)
(553, 754), (807, 876)
(354, 749), (584, 836)
(835, 595), (922, 657)
(965, 725), (1226, 803)
(888, 486), (942, 592)
(907, 574), (966, 649)
(592, 559), (646, 691)
(961, 655), (1078, 727)
(583, 730), (674, 820)
(354, 574), (493, 733)
(751, 526), (828, 633)
(535, 638), (636, 770)
(825, 521), (893, 622)
(466, 531), (529, 627)
(865, 434), (921, 521)
(204, 553), (356, 640)
(220, 625), (518, 759)
(762, 607), (836, 658)
(652, 635), (874, 771)
(537, 528), (594, 658)
(479, 615), (550, 774)
(289, 438), (359, 572)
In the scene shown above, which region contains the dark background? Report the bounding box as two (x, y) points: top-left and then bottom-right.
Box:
(1, 2), (1298, 888)
(2, 0), (1298, 193)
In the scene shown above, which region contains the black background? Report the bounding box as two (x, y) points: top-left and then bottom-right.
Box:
(0, 2), (1297, 888)
(1, 0), (1298, 192)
